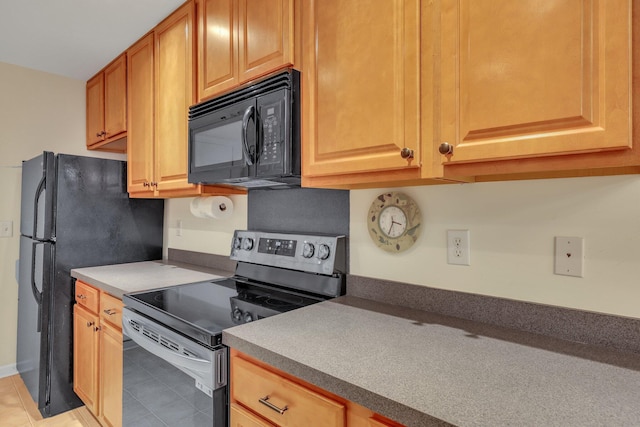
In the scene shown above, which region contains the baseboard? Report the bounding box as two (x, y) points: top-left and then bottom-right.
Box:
(0, 363), (18, 379)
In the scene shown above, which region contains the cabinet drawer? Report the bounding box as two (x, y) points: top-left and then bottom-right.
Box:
(75, 281), (99, 313)
(99, 292), (123, 330)
(231, 402), (276, 427)
(231, 356), (345, 427)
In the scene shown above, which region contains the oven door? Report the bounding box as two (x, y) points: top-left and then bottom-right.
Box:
(122, 308), (227, 427)
(188, 98), (257, 184)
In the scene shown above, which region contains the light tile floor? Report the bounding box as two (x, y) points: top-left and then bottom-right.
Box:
(0, 375), (101, 427)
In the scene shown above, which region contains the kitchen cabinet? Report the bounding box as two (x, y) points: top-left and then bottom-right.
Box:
(127, 1), (245, 198)
(300, 0), (424, 189)
(301, 0), (635, 188)
(230, 351), (404, 427)
(73, 280), (123, 427)
(73, 302), (99, 413)
(435, 0), (634, 181)
(86, 53), (127, 153)
(196, 0), (294, 101)
(98, 293), (123, 427)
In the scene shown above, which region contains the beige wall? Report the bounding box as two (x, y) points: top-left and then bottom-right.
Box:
(350, 177), (640, 319)
(167, 175), (640, 320)
(0, 62), (123, 372)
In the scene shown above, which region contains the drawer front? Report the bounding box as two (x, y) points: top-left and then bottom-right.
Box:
(232, 356), (345, 427)
(230, 403), (276, 427)
(99, 292), (123, 330)
(75, 281), (99, 313)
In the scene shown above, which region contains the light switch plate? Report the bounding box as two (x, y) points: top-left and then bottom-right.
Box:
(554, 236), (584, 277)
(0, 221), (12, 237)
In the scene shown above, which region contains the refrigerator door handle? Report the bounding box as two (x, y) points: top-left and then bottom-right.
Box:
(31, 241), (43, 332)
(32, 174), (46, 240)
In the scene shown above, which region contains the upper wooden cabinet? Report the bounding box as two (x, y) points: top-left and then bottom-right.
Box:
(196, 0), (294, 101)
(300, 0), (426, 188)
(86, 53), (127, 153)
(301, 0), (634, 188)
(435, 0), (633, 179)
(127, 1), (246, 198)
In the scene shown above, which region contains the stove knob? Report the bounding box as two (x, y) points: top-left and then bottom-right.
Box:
(242, 237), (254, 251)
(317, 244), (331, 260)
(232, 237), (242, 250)
(302, 242), (315, 258)
(232, 308), (243, 322)
(244, 313), (253, 323)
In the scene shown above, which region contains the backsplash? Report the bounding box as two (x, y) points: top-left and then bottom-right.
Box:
(248, 187), (349, 236)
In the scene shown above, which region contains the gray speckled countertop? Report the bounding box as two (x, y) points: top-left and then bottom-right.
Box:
(222, 295), (640, 427)
(70, 260), (229, 298)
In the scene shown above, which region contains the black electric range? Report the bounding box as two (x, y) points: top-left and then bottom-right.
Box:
(123, 230), (347, 348)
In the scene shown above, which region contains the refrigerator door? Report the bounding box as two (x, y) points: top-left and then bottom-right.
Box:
(17, 235), (53, 408)
(20, 152), (55, 240)
(44, 154), (163, 416)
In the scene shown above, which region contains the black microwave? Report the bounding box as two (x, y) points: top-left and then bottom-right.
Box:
(188, 70), (301, 188)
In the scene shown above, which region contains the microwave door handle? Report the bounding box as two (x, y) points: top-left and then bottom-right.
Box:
(241, 105), (256, 165)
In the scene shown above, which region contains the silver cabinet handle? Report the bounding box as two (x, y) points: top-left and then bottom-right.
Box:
(86, 321), (94, 327)
(103, 309), (117, 316)
(76, 294), (86, 300)
(259, 395), (288, 414)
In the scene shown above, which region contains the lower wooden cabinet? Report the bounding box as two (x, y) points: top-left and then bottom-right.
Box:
(73, 280), (123, 427)
(230, 351), (405, 427)
(73, 304), (99, 413)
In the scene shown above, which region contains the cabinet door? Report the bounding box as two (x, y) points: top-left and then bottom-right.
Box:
(127, 33), (155, 196)
(155, 1), (199, 193)
(230, 403), (276, 427)
(197, 0), (239, 100)
(73, 305), (99, 414)
(438, 0), (631, 165)
(301, 0), (421, 182)
(86, 73), (104, 147)
(103, 54), (127, 140)
(99, 322), (123, 427)
(238, 0), (293, 83)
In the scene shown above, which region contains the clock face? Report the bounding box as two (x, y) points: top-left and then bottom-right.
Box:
(378, 206), (407, 238)
(368, 192), (422, 253)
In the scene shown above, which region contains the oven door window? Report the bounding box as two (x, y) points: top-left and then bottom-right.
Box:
(189, 99), (256, 183)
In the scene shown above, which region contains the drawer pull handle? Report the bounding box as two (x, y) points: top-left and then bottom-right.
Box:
(259, 396), (288, 414)
(103, 309), (117, 316)
(77, 294), (86, 300)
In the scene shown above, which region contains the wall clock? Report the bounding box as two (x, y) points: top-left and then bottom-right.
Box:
(367, 192), (422, 253)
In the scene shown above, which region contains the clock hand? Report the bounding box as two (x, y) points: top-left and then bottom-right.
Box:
(388, 222), (395, 235)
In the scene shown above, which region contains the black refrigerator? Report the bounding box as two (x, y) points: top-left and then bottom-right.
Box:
(17, 151), (164, 417)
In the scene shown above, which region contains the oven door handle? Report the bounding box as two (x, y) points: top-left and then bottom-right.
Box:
(123, 316), (212, 374)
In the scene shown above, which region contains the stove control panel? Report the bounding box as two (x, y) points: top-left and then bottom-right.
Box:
(230, 230), (346, 275)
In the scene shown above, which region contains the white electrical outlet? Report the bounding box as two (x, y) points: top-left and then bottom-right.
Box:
(0, 221), (13, 238)
(447, 229), (470, 266)
(554, 236), (584, 277)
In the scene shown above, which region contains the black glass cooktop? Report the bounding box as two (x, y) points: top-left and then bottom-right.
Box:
(123, 278), (323, 347)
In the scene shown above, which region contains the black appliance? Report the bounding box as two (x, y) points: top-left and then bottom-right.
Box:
(122, 230), (347, 427)
(188, 69), (301, 188)
(17, 152), (164, 417)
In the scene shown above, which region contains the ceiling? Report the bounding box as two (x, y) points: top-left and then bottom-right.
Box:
(0, 0), (185, 81)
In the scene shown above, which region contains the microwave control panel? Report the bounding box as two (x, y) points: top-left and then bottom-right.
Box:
(260, 101), (283, 166)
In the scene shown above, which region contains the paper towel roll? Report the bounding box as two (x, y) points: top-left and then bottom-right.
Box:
(190, 196), (234, 219)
